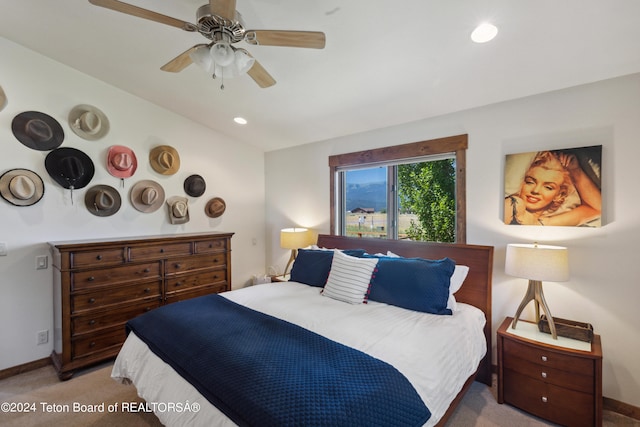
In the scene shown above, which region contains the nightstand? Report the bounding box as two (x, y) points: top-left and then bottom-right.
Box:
(497, 317), (602, 427)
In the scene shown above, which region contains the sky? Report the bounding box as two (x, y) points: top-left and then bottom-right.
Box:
(346, 167), (387, 184)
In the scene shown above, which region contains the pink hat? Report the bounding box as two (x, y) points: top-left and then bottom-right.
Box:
(107, 145), (137, 178)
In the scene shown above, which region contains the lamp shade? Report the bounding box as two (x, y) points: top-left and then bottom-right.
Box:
(505, 243), (569, 282)
(280, 228), (310, 250)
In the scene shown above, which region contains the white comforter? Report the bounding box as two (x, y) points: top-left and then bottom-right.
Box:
(112, 282), (486, 427)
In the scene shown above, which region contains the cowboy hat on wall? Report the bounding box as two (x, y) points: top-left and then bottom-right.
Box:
(45, 147), (95, 203)
(68, 104), (110, 141)
(0, 85), (7, 111)
(149, 145), (180, 175)
(130, 180), (165, 213)
(0, 168), (45, 207)
(12, 111), (64, 151)
(85, 184), (121, 217)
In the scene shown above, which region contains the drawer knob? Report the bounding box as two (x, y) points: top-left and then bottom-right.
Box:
(88, 276), (95, 282)
(175, 263), (182, 269)
(175, 282), (182, 287)
(89, 320), (96, 325)
(160, 248), (165, 253)
(145, 307), (152, 312)
(541, 355), (548, 362)
(144, 288), (151, 293)
(88, 298), (96, 304)
(541, 396), (548, 403)
(213, 258), (219, 263)
(541, 372), (547, 379)
(143, 268), (150, 273)
(96, 255), (102, 260)
(89, 341), (96, 348)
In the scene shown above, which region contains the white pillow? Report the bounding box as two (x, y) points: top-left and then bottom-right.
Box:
(447, 265), (469, 311)
(322, 250), (378, 304)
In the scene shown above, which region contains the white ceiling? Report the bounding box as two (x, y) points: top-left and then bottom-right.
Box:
(2, 0), (640, 152)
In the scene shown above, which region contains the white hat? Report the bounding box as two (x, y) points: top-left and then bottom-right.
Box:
(166, 196), (189, 224)
(68, 104), (110, 140)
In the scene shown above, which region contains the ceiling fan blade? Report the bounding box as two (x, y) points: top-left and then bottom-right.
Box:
(89, 0), (196, 31)
(245, 30), (326, 49)
(161, 44), (207, 72)
(210, 0), (236, 23)
(238, 50), (275, 88)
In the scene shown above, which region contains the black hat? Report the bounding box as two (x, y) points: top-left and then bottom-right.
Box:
(45, 147), (95, 190)
(184, 174), (206, 197)
(12, 111), (64, 151)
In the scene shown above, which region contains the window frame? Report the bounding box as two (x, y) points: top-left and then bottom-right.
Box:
(329, 134), (467, 243)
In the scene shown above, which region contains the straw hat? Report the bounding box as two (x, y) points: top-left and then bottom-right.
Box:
(12, 111), (64, 151)
(149, 145), (180, 175)
(130, 180), (165, 213)
(166, 196), (189, 224)
(0, 169), (45, 207)
(45, 147), (95, 190)
(184, 174), (206, 197)
(84, 185), (121, 217)
(107, 145), (137, 178)
(205, 197), (226, 218)
(68, 104), (110, 141)
(0, 85), (6, 111)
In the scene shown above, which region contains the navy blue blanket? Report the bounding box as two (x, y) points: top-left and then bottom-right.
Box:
(126, 294), (431, 427)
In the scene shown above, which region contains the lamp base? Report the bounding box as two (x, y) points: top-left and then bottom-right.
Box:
(283, 249), (297, 277)
(511, 280), (558, 339)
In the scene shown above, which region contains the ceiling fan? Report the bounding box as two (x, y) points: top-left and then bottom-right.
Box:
(88, 0), (326, 88)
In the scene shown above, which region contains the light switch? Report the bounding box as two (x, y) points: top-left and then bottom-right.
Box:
(0, 242), (7, 256)
(36, 255), (48, 270)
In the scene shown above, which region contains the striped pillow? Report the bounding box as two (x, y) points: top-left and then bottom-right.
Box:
(322, 250), (378, 304)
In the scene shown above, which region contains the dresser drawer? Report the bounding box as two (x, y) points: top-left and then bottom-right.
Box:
(72, 300), (161, 335)
(166, 254), (226, 274)
(165, 282), (228, 304)
(504, 368), (595, 427)
(503, 337), (593, 375)
(72, 262), (161, 290)
(72, 281), (162, 313)
(129, 242), (192, 261)
(72, 328), (126, 360)
(166, 270), (227, 292)
(194, 238), (227, 254)
(504, 351), (594, 393)
(70, 248), (125, 268)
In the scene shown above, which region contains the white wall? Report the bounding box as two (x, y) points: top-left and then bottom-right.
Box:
(265, 73), (640, 407)
(0, 38), (266, 371)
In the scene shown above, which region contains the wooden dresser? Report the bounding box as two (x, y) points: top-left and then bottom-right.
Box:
(49, 232), (233, 380)
(497, 316), (602, 427)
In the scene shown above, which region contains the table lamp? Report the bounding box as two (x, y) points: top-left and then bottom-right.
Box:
(505, 243), (569, 339)
(280, 228), (310, 277)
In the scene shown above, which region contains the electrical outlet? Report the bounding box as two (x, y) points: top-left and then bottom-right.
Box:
(37, 330), (49, 345)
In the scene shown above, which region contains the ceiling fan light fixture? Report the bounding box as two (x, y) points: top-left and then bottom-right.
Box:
(233, 49), (255, 75)
(210, 42), (235, 67)
(189, 45), (213, 72)
(471, 22), (498, 43)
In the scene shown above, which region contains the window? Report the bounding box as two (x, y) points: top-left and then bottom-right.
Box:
(329, 134), (467, 243)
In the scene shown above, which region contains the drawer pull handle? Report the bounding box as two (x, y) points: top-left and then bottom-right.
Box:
(89, 320), (96, 325)
(144, 288), (151, 293)
(541, 372), (547, 379)
(88, 276), (95, 282)
(209, 243), (213, 248)
(143, 268), (150, 273)
(213, 275), (219, 279)
(175, 282), (182, 287)
(541, 396), (548, 403)
(96, 255), (102, 260)
(160, 248), (165, 253)
(89, 341), (96, 348)
(541, 356), (548, 362)
(88, 298), (96, 304)
(175, 263), (182, 269)
(213, 258), (219, 263)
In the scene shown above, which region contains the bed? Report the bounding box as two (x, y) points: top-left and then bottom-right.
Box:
(112, 234), (494, 426)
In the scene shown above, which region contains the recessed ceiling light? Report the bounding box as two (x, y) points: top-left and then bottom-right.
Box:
(471, 23), (498, 43)
(234, 117), (248, 125)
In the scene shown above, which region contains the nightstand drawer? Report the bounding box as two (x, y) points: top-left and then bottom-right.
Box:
(504, 369), (595, 427)
(504, 352), (594, 393)
(503, 336), (593, 375)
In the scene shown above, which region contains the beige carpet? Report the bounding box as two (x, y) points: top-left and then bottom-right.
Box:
(0, 363), (638, 426)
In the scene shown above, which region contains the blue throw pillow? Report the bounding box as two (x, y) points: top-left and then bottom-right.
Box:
(290, 249), (367, 287)
(367, 256), (455, 315)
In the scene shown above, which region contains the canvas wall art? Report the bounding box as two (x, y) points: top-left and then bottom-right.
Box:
(504, 145), (602, 227)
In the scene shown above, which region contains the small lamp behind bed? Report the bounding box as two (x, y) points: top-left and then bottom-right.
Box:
(280, 228), (311, 278)
(505, 243), (569, 339)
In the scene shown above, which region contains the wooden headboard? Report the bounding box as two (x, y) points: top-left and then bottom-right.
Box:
(316, 234), (494, 386)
